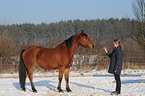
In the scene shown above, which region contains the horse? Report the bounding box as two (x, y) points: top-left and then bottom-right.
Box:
(19, 30), (94, 93)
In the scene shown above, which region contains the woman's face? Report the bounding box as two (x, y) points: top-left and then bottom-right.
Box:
(113, 42), (119, 48)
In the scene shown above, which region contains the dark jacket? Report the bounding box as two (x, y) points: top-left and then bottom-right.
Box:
(107, 45), (123, 75)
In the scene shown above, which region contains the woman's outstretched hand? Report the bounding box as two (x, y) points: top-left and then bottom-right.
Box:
(103, 47), (108, 53)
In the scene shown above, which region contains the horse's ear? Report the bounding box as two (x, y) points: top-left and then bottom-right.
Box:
(81, 30), (84, 36)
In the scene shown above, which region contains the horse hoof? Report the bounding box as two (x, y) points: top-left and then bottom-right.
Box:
(66, 88), (72, 92)
(59, 89), (64, 92)
(57, 87), (63, 92)
(33, 89), (37, 93)
(22, 88), (26, 91)
(67, 89), (72, 92)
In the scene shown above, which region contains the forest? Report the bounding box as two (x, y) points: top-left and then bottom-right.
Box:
(0, 18), (144, 57)
(0, 18), (145, 73)
(0, 18), (135, 46)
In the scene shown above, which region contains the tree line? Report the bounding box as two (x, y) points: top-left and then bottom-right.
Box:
(0, 18), (144, 57)
(0, 18), (145, 73)
(0, 18), (137, 45)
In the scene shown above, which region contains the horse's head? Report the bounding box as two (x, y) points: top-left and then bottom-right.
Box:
(78, 30), (94, 49)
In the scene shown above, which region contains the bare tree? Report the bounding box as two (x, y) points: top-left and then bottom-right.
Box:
(0, 30), (16, 57)
(132, 0), (145, 51)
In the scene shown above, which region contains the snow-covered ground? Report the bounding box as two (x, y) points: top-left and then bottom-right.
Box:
(1, 69), (145, 78)
(0, 69), (145, 96)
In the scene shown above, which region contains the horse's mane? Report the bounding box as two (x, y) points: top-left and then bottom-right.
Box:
(83, 33), (88, 37)
(65, 36), (73, 48)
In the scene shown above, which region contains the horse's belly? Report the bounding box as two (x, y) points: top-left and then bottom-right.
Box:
(36, 60), (59, 70)
(36, 49), (70, 70)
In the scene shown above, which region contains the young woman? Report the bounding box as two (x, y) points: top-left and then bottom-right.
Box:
(104, 39), (123, 95)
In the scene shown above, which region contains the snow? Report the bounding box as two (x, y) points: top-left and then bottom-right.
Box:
(0, 69), (145, 96)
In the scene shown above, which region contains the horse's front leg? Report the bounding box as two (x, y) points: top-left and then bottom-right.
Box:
(57, 67), (65, 92)
(65, 67), (72, 92)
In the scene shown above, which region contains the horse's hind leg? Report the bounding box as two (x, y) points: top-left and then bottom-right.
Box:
(57, 67), (65, 92)
(27, 64), (37, 92)
(65, 68), (72, 92)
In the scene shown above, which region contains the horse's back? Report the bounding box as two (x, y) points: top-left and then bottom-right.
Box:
(22, 45), (71, 70)
(35, 45), (71, 69)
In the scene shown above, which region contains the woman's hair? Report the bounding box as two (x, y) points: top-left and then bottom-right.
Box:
(113, 39), (123, 50)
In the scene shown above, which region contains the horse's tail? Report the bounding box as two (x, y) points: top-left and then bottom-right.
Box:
(19, 49), (27, 89)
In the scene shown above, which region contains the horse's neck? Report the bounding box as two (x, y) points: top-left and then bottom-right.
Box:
(68, 39), (79, 56)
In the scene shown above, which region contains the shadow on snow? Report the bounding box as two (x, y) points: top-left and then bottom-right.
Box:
(70, 82), (112, 93)
(13, 80), (57, 92)
(13, 79), (145, 93)
(122, 79), (145, 84)
(13, 80), (112, 93)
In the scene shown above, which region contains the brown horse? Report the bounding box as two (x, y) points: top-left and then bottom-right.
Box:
(19, 30), (94, 92)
